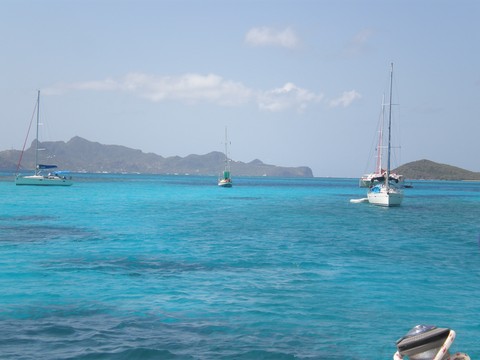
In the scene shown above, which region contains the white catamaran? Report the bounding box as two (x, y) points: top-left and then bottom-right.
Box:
(367, 63), (403, 206)
(15, 90), (73, 186)
(218, 127), (232, 188)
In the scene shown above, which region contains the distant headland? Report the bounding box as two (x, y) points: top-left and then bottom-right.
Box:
(1, 137), (479, 180)
(0, 136), (313, 177)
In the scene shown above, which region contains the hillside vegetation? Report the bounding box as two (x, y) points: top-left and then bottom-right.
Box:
(394, 159), (480, 181)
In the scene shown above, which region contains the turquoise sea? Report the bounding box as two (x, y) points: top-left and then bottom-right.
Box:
(0, 174), (479, 359)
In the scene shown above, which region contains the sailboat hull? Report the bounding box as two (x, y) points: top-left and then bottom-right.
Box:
(218, 179), (232, 187)
(367, 186), (403, 207)
(15, 175), (73, 186)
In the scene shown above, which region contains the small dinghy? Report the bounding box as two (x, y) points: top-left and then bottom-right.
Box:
(393, 325), (470, 360)
(349, 198), (368, 203)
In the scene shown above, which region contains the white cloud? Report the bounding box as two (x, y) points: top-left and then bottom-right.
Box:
(75, 78), (120, 91)
(45, 73), (253, 106)
(329, 90), (362, 108)
(245, 26), (299, 49)
(258, 82), (323, 112)
(45, 73), (360, 112)
(344, 29), (374, 57)
(125, 73), (253, 106)
(43, 78), (120, 95)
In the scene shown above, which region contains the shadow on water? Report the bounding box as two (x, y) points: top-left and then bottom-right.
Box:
(0, 215), (95, 243)
(0, 225), (93, 243)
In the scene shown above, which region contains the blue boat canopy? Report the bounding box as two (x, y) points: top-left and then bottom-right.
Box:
(37, 164), (58, 169)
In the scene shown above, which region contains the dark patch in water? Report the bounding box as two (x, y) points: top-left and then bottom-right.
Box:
(0, 223), (94, 243)
(1, 304), (109, 322)
(220, 350), (296, 360)
(225, 196), (261, 201)
(0, 215), (57, 222)
(68, 348), (183, 360)
(43, 256), (212, 277)
(0, 313), (342, 360)
(26, 324), (76, 337)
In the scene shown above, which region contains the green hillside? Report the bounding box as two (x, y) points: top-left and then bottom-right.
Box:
(394, 159), (480, 181)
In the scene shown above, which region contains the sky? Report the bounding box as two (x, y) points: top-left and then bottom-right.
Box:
(1, 0), (479, 177)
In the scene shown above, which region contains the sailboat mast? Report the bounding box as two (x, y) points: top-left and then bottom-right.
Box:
(386, 63), (394, 189)
(224, 127), (229, 169)
(35, 90), (40, 175)
(375, 94), (385, 175)
(224, 127), (227, 160)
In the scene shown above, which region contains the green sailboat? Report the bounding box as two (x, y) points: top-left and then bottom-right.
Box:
(218, 127), (232, 188)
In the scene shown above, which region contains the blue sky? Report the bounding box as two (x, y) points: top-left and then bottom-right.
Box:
(1, 0), (479, 177)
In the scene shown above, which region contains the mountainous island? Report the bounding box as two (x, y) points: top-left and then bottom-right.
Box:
(1, 137), (479, 180)
(393, 159), (480, 181)
(0, 136), (313, 177)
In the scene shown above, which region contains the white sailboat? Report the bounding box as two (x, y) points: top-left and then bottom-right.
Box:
(360, 95), (404, 188)
(367, 63), (403, 206)
(218, 127), (232, 188)
(15, 90), (73, 186)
